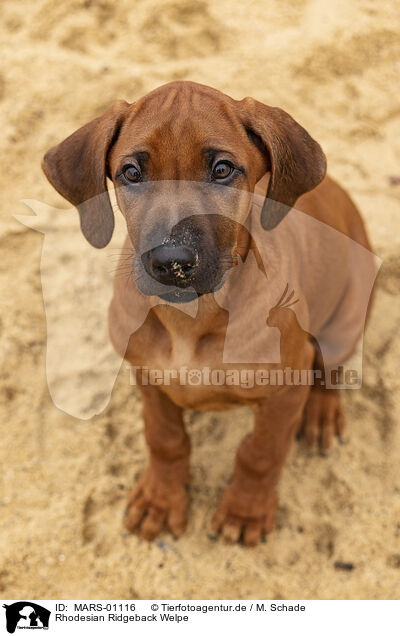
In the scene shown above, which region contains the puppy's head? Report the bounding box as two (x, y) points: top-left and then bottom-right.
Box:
(42, 81), (326, 303)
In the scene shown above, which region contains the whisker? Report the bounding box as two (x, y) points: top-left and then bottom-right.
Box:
(108, 252), (135, 257)
(110, 262), (135, 270)
(109, 263), (134, 270)
(113, 271), (133, 281)
(109, 266), (134, 275)
(107, 249), (137, 254)
(107, 251), (136, 257)
(110, 259), (135, 266)
(114, 269), (131, 276)
(108, 246), (135, 249)
(107, 255), (135, 263)
(125, 272), (140, 287)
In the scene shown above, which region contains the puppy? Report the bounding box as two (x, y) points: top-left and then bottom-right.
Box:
(43, 81), (374, 545)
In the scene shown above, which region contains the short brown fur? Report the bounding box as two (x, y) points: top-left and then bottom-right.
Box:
(43, 81), (373, 546)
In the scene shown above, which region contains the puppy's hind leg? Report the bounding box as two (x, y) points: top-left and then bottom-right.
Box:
(298, 342), (346, 453)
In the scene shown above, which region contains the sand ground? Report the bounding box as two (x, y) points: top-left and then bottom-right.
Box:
(0, 0), (399, 599)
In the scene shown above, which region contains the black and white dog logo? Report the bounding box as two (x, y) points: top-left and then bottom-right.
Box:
(2, 602), (50, 633)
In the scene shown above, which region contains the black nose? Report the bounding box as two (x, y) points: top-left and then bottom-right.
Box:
(145, 244), (198, 286)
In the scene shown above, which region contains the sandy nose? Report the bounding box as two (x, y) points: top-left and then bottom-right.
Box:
(145, 244), (199, 286)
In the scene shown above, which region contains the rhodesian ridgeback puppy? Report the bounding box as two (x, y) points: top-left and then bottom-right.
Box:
(42, 81), (374, 546)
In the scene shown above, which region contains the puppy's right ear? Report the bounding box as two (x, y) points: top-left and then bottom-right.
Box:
(42, 100), (130, 248)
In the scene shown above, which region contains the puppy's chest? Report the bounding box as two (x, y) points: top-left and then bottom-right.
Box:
(129, 319), (227, 371)
(127, 317), (286, 409)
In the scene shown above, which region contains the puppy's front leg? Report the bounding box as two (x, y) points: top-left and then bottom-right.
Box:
(125, 385), (190, 540)
(212, 384), (310, 546)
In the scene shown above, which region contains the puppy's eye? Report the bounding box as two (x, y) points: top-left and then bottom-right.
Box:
(212, 161), (234, 180)
(122, 164), (142, 183)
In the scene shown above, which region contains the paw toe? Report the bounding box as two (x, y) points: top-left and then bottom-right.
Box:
(222, 521), (242, 544)
(243, 520), (263, 547)
(302, 390), (346, 452)
(141, 508), (166, 541)
(125, 505), (145, 532)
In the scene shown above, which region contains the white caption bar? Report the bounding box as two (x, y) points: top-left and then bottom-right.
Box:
(1, 600), (398, 635)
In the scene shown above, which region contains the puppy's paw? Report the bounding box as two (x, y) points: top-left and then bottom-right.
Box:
(299, 388), (345, 453)
(211, 485), (277, 547)
(125, 467), (189, 541)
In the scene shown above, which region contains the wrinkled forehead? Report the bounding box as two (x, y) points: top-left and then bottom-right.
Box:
(116, 86), (248, 154)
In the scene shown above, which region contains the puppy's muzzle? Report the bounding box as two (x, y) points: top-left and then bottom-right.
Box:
(142, 243), (199, 288)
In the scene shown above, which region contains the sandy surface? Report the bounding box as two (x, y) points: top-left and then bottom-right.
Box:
(1, 0), (400, 600)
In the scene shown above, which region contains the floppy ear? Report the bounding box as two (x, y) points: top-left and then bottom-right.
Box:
(42, 100), (130, 248)
(239, 97), (327, 230)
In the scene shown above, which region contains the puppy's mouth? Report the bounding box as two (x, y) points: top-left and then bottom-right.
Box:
(158, 289), (201, 304)
(156, 274), (228, 304)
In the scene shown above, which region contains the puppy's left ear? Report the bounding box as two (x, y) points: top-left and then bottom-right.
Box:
(42, 100), (130, 248)
(239, 97), (327, 230)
